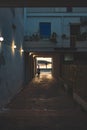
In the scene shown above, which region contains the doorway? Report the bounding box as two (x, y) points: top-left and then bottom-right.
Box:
(70, 24), (80, 47)
(36, 57), (52, 75)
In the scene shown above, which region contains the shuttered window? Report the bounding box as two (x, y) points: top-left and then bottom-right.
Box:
(39, 22), (51, 38)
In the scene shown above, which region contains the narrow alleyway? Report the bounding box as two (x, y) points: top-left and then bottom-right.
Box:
(0, 72), (87, 130)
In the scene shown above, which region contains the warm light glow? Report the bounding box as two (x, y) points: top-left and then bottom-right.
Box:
(0, 36), (4, 42)
(21, 49), (24, 52)
(29, 52), (33, 56)
(36, 57), (52, 69)
(20, 47), (24, 53)
(40, 73), (52, 79)
(33, 54), (36, 58)
(12, 40), (16, 55)
(37, 57), (52, 62)
(12, 41), (16, 49)
(20, 47), (24, 56)
(14, 45), (17, 49)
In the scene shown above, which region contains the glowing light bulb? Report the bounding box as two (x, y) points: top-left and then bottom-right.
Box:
(14, 45), (16, 49)
(0, 36), (4, 42)
(29, 52), (33, 55)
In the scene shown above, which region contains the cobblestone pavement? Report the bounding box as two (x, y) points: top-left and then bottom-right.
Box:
(0, 72), (87, 130)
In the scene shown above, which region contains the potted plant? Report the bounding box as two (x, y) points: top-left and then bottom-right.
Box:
(61, 34), (67, 39)
(50, 32), (57, 43)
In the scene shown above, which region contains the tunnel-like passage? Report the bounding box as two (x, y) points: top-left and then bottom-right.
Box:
(1, 62), (87, 129)
(0, 51), (87, 129)
(24, 51), (62, 84)
(24, 51), (87, 113)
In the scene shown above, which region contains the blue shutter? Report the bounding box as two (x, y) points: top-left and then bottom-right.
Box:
(40, 22), (51, 38)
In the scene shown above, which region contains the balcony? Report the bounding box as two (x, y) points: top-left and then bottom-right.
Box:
(23, 34), (70, 51)
(24, 38), (57, 51)
(24, 33), (57, 51)
(73, 33), (87, 51)
(24, 32), (70, 51)
(24, 33), (87, 52)
(76, 40), (87, 51)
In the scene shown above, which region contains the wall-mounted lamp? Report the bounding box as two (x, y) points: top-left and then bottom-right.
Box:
(29, 52), (33, 56)
(19, 47), (24, 56)
(20, 48), (24, 53)
(33, 55), (36, 58)
(13, 45), (17, 49)
(0, 36), (4, 42)
(0, 36), (4, 51)
(12, 41), (16, 49)
(11, 40), (16, 55)
(0, 35), (25, 56)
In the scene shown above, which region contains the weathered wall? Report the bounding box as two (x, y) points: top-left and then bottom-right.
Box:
(52, 54), (61, 78)
(0, 8), (24, 107)
(24, 52), (34, 84)
(62, 61), (87, 102)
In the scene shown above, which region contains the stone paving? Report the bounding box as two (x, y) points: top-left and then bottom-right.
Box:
(0, 72), (87, 130)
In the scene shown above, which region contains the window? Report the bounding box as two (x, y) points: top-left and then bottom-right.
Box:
(63, 54), (74, 64)
(39, 22), (51, 39)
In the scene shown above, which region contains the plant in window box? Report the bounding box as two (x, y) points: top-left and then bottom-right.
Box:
(35, 33), (40, 41)
(50, 32), (57, 43)
(61, 34), (67, 39)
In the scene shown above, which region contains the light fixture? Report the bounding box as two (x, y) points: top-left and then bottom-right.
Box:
(19, 47), (24, 56)
(12, 41), (16, 49)
(20, 48), (24, 52)
(11, 41), (16, 55)
(20, 47), (24, 53)
(0, 36), (4, 42)
(0, 36), (4, 51)
(14, 45), (16, 49)
(29, 52), (33, 56)
(33, 54), (36, 58)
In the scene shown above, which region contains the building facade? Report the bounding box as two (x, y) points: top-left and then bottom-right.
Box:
(0, 7), (87, 110)
(24, 7), (87, 50)
(24, 7), (87, 110)
(0, 8), (24, 107)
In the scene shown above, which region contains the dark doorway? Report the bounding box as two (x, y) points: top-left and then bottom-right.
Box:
(70, 24), (80, 47)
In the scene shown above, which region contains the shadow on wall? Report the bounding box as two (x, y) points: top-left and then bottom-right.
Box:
(0, 51), (6, 68)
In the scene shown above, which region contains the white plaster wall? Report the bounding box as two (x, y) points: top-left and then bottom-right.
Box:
(0, 8), (24, 107)
(26, 7), (67, 13)
(73, 7), (87, 13)
(26, 17), (61, 35)
(26, 16), (80, 47)
(27, 7), (87, 13)
(26, 16), (80, 35)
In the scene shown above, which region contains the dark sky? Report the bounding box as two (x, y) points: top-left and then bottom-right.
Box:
(0, 0), (87, 7)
